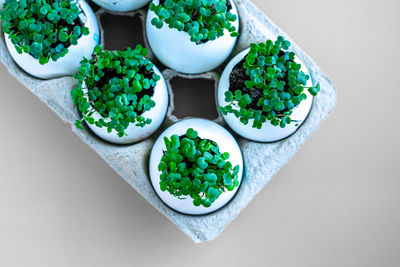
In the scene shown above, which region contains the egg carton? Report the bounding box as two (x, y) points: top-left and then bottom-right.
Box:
(0, 0), (336, 243)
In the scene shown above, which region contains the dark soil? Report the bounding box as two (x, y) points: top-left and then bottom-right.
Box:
(53, 18), (85, 50)
(229, 55), (291, 115)
(229, 58), (264, 111)
(227, 1), (232, 11)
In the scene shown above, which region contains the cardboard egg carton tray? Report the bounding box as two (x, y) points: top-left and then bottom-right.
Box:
(0, 0), (336, 243)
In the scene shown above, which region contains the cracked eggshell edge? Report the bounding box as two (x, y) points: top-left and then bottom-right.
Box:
(145, 0), (239, 74)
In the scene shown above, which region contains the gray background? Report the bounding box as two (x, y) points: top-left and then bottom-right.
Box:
(0, 0), (399, 266)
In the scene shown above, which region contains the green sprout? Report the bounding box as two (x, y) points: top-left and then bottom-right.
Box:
(150, 0), (239, 43)
(159, 128), (240, 208)
(219, 36), (320, 129)
(0, 0), (89, 65)
(71, 45), (160, 137)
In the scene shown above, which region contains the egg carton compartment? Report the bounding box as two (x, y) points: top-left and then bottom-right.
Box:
(0, 0), (336, 243)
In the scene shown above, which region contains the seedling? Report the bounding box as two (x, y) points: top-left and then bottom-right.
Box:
(150, 0), (239, 43)
(159, 128), (240, 208)
(219, 36), (320, 129)
(0, 0), (89, 64)
(71, 45), (160, 137)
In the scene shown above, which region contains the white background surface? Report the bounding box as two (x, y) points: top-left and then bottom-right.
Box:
(0, 0), (399, 266)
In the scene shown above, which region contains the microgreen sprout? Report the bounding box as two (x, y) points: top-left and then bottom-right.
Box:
(219, 36), (320, 129)
(0, 0), (89, 65)
(150, 0), (239, 43)
(159, 128), (240, 208)
(71, 45), (161, 137)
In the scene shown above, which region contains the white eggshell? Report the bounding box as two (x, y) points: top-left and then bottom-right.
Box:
(146, 0), (239, 74)
(85, 65), (169, 144)
(218, 48), (314, 142)
(92, 0), (150, 12)
(4, 0), (100, 79)
(149, 118), (244, 215)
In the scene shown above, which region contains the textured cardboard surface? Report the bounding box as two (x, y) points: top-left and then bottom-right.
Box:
(0, 0), (336, 243)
